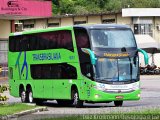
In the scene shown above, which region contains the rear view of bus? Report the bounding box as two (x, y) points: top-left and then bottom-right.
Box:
(74, 24), (146, 106)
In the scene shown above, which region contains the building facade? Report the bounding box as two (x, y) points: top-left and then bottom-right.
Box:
(17, 9), (160, 66)
(1, 8), (160, 68)
(19, 9), (160, 44)
(0, 0), (52, 76)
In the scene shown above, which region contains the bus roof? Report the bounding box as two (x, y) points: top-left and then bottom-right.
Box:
(73, 24), (130, 29)
(10, 26), (73, 36)
(10, 24), (130, 36)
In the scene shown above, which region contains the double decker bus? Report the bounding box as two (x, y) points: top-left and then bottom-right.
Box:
(8, 24), (148, 107)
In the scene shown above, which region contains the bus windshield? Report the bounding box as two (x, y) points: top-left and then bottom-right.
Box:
(95, 57), (138, 82)
(90, 29), (136, 48)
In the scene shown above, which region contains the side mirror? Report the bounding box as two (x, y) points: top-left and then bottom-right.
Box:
(138, 48), (149, 65)
(81, 48), (97, 65)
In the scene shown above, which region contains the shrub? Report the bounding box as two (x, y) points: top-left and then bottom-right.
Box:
(0, 84), (9, 102)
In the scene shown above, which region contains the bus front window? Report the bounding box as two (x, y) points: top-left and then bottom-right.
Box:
(91, 29), (136, 48)
(95, 57), (138, 82)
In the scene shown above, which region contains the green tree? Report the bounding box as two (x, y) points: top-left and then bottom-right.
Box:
(51, 0), (160, 15)
(104, 0), (122, 12)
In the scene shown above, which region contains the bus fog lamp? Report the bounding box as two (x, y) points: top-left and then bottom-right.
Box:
(95, 94), (100, 98)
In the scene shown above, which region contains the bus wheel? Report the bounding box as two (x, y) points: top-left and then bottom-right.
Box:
(20, 88), (26, 103)
(72, 90), (83, 108)
(26, 88), (34, 103)
(114, 101), (123, 107)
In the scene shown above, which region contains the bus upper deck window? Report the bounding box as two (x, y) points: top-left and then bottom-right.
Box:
(74, 29), (90, 49)
(77, 33), (89, 48)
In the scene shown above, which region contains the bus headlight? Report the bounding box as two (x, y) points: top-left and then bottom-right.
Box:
(132, 82), (140, 90)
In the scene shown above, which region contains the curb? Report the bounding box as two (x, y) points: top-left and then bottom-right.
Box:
(0, 106), (48, 120)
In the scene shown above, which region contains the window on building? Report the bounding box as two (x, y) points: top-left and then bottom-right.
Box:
(31, 63), (77, 79)
(0, 41), (8, 65)
(47, 18), (60, 27)
(133, 17), (153, 37)
(134, 24), (153, 37)
(9, 30), (74, 52)
(102, 19), (115, 24)
(15, 24), (23, 32)
(23, 24), (34, 29)
(0, 41), (8, 51)
(48, 23), (59, 27)
(23, 20), (35, 29)
(74, 21), (86, 25)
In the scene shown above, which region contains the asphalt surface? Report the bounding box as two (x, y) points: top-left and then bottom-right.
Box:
(1, 75), (160, 119)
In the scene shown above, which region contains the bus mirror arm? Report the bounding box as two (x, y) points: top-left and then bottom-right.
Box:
(138, 48), (149, 65)
(81, 48), (97, 65)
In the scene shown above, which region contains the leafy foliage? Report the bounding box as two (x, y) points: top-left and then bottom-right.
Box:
(51, 0), (160, 15)
(0, 85), (8, 102)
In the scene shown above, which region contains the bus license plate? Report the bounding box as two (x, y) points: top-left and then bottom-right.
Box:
(115, 96), (124, 99)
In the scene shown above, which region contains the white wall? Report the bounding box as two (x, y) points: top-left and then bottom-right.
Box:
(0, 20), (10, 39)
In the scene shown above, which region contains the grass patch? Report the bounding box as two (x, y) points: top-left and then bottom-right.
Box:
(42, 108), (160, 120)
(0, 103), (36, 116)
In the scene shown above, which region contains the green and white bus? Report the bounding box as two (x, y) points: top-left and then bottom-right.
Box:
(8, 24), (148, 107)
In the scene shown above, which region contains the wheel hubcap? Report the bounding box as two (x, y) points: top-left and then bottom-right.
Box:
(29, 92), (33, 103)
(73, 92), (78, 105)
(21, 91), (26, 102)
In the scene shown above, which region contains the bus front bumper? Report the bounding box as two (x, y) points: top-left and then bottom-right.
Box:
(86, 89), (140, 102)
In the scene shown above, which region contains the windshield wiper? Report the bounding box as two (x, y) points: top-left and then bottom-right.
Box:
(96, 79), (109, 83)
(95, 77), (114, 83)
(95, 77), (111, 80)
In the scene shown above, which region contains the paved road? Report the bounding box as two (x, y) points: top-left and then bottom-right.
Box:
(36, 76), (160, 112)
(1, 76), (160, 119)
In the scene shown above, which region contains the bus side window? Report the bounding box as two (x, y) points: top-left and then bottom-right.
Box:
(10, 30), (74, 52)
(74, 28), (93, 80)
(61, 64), (77, 79)
(9, 36), (21, 52)
(29, 35), (39, 50)
(31, 63), (77, 79)
(20, 35), (29, 51)
(41, 64), (51, 79)
(60, 31), (73, 51)
(50, 64), (61, 79)
(34, 30), (74, 51)
(48, 32), (57, 49)
(75, 30), (90, 48)
(9, 36), (15, 52)
(15, 36), (20, 52)
(31, 65), (41, 79)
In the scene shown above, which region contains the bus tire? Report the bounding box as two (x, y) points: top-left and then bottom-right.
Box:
(72, 90), (83, 108)
(114, 101), (123, 107)
(26, 87), (34, 103)
(20, 88), (26, 103)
